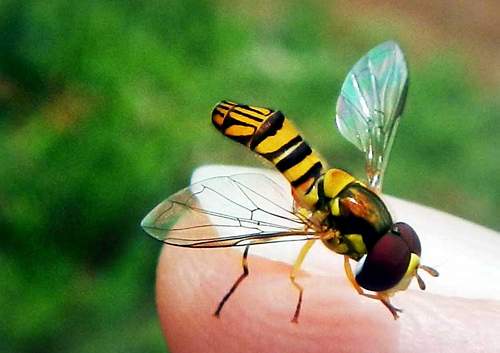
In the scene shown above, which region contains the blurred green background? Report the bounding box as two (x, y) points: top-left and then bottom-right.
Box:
(1, 0), (499, 352)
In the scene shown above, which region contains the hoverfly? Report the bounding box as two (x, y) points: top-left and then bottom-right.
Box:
(141, 41), (439, 322)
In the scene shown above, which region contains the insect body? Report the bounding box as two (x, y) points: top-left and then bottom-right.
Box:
(212, 100), (393, 261)
(142, 41), (439, 321)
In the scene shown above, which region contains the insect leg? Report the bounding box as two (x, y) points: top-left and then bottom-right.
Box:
(290, 239), (315, 323)
(343, 256), (401, 319)
(213, 245), (250, 317)
(361, 293), (402, 320)
(379, 295), (402, 320)
(343, 255), (364, 295)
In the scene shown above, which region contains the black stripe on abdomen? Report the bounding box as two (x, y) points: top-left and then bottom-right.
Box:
(290, 161), (323, 187)
(259, 135), (303, 160)
(275, 142), (312, 172)
(249, 111), (285, 150)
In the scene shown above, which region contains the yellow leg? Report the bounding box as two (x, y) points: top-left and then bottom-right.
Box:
(343, 256), (401, 320)
(343, 256), (363, 294)
(290, 239), (315, 323)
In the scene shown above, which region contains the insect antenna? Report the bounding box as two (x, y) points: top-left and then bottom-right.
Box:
(420, 264), (439, 277)
(415, 271), (426, 290)
(416, 264), (439, 291)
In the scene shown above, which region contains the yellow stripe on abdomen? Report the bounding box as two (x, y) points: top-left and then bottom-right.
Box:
(211, 100), (325, 201)
(253, 119), (299, 156)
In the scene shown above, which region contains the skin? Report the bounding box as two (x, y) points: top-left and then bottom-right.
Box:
(155, 166), (500, 353)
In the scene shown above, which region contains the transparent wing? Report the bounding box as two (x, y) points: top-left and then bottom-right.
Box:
(141, 174), (318, 248)
(336, 41), (408, 192)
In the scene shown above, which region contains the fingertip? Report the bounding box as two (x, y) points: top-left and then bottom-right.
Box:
(155, 166), (500, 353)
(157, 245), (400, 353)
(396, 291), (500, 352)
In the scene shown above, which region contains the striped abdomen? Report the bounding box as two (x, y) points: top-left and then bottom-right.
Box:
(212, 100), (324, 205)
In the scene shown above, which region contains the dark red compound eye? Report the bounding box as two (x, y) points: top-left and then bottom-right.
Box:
(355, 222), (422, 292)
(393, 222), (421, 256)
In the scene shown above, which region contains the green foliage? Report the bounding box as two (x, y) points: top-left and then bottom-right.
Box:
(0, 0), (498, 352)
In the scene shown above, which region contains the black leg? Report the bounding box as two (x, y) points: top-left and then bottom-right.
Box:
(213, 245), (250, 317)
